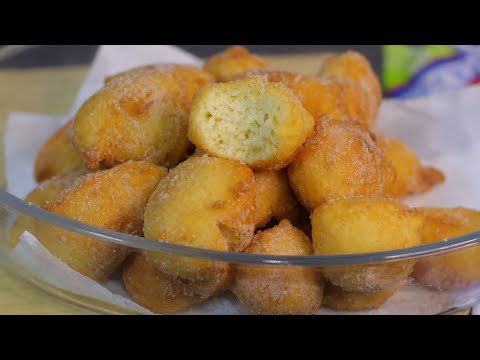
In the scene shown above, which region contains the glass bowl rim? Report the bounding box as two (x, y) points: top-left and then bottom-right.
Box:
(2, 44), (480, 267)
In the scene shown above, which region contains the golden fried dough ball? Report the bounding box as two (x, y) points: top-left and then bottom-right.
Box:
(203, 46), (268, 82)
(375, 135), (445, 197)
(312, 198), (423, 292)
(323, 281), (401, 311)
(143, 155), (255, 290)
(232, 220), (323, 315)
(74, 65), (212, 171)
(8, 175), (79, 248)
(34, 120), (85, 183)
(36, 161), (167, 281)
(318, 51), (382, 125)
(105, 64), (215, 105)
(254, 170), (304, 228)
(288, 116), (395, 211)
(413, 207), (480, 290)
(237, 69), (378, 129)
(122, 254), (204, 314)
(188, 78), (314, 170)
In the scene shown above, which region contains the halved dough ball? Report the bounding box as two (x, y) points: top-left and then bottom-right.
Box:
(318, 50), (382, 128)
(36, 161), (167, 281)
(123, 254), (204, 314)
(232, 220), (323, 315)
(34, 120), (85, 182)
(323, 281), (401, 311)
(9, 175), (79, 248)
(204, 46), (268, 82)
(413, 207), (480, 290)
(238, 69), (378, 129)
(312, 198), (423, 292)
(74, 65), (212, 171)
(288, 116), (395, 211)
(143, 155), (255, 290)
(254, 170), (304, 228)
(375, 135), (445, 197)
(188, 78), (314, 170)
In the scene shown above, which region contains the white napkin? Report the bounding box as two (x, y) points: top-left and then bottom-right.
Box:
(4, 45), (480, 314)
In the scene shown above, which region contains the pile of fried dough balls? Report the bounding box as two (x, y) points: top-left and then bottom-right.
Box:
(10, 46), (480, 315)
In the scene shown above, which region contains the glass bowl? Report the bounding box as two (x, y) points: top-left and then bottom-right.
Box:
(0, 45), (479, 315)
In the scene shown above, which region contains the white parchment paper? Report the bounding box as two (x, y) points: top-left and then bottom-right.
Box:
(4, 45), (480, 314)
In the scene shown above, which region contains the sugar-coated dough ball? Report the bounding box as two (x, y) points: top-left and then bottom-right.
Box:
(34, 120), (85, 182)
(413, 207), (480, 290)
(36, 161), (167, 281)
(318, 50), (381, 129)
(74, 65), (213, 171)
(238, 69), (379, 129)
(232, 220), (323, 315)
(123, 254), (205, 314)
(9, 175), (80, 248)
(375, 135), (445, 197)
(143, 155), (255, 290)
(188, 78), (314, 170)
(204, 46), (268, 82)
(254, 170), (304, 228)
(288, 116), (395, 211)
(323, 281), (401, 311)
(312, 198), (423, 292)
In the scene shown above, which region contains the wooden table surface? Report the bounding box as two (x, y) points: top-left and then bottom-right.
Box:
(0, 54), (472, 315)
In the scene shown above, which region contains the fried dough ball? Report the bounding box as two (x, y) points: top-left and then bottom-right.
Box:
(188, 78), (314, 170)
(8, 175), (79, 248)
(318, 51), (382, 127)
(105, 64), (215, 104)
(34, 120), (85, 182)
(323, 281), (401, 311)
(413, 207), (480, 290)
(312, 198), (423, 292)
(254, 170), (304, 228)
(237, 69), (378, 129)
(288, 116), (395, 211)
(232, 220), (323, 315)
(122, 254), (204, 314)
(74, 65), (213, 171)
(143, 155), (255, 291)
(36, 161), (167, 281)
(375, 135), (445, 197)
(203, 46), (268, 82)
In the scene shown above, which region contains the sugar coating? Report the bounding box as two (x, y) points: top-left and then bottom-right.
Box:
(188, 78), (314, 170)
(312, 197), (423, 292)
(288, 116), (396, 211)
(35, 161), (167, 281)
(375, 134), (445, 197)
(238, 67), (380, 130)
(34, 120), (85, 182)
(253, 169), (305, 228)
(413, 207), (480, 290)
(232, 220), (323, 315)
(74, 65), (213, 171)
(143, 155), (256, 289)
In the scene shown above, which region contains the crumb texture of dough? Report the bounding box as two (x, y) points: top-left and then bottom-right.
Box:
(189, 78), (314, 170)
